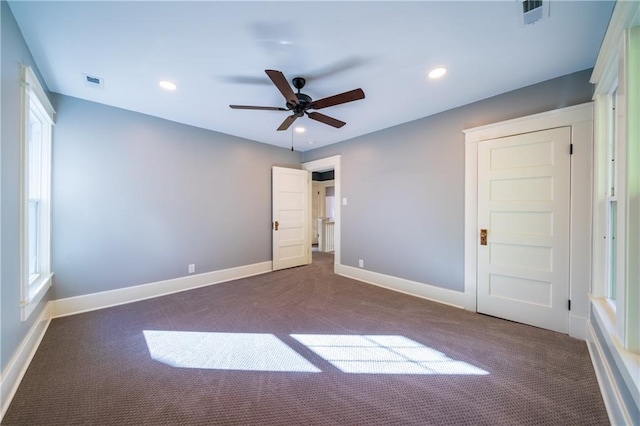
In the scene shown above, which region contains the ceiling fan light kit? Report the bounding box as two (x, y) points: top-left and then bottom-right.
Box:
(230, 69), (365, 131)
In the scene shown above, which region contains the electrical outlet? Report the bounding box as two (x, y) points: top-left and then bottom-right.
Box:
(188, 264), (195, 274)
(358, 259), (364, 268)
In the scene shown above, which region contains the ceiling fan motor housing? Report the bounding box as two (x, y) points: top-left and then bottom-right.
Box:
(288, 92), (312, 116)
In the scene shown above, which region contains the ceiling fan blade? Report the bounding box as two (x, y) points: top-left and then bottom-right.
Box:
(220, 75), (272, 85)
(307, 112), (346, 129)
(304, 56), (369, 82)
(308, 88), (365, 110)
(265, 70), (298, 106)
(277, 114), (298, 131)
(230, 105), (288, 111)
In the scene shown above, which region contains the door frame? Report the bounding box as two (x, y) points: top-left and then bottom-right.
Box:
(463, 103), (593, 339)
(302, 155), (341, 270)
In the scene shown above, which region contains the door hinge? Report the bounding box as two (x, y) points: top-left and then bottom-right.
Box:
(570, 144), (574, 155)
(568, 300), (571, 311)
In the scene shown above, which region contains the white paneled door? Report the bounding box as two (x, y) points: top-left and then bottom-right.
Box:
(272, 167), (311, 271)
(477, 127), (571, 333)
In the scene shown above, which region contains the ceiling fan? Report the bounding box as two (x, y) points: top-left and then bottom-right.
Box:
(229, 70), (365, 131)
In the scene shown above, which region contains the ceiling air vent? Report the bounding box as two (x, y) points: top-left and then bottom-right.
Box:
(83, 73), (105, 90)
(519, 0), (549, 26)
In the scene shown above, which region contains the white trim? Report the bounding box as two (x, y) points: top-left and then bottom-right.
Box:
(0, 304), (51, 422)
(464, 139), (479, 312)
(569, 315), (589, 341)
(587, 338), (628, 426)
(589, 298), (640, 425)
(21, 272), (53, 321)
(591, 1), (640, 90)
(592, 298), (640, 396)
(463, 103), (593, 142)
(50, 261), (272, 318)
(21, 65), (54, 122)
(20, 65), (54, 321)
(463, 103), (594, 338)
(569, 119), (596, 322)
(336, 264), (465, 309)
(302, 155), (341, 269)
(592, 15), (640, 354)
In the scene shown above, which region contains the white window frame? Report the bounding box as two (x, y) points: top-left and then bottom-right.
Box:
(20, 65), (55, 321)
(592, 21), (639, 352)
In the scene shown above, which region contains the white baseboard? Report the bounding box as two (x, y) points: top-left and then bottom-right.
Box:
(336, 264), (465, 309)
(50, 261), (273, 318)
(464, 291), (477, 312)
(1, 303), (51, 421)
(587, 321), (633, 426)
(569, 315), (589, 340)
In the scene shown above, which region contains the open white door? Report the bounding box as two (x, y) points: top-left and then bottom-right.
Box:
(477, 127), (571, 333)
(272, 166), (311, 271)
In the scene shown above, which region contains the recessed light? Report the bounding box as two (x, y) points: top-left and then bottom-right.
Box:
(159, 80), (177, 91)
(295, 127), (306, 133)
(428, 67), (447, 79)
(308, 141), (315, 145)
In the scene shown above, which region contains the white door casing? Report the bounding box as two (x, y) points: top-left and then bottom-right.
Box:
(477, 127), (571, 333)
(272, 167), (311, 271)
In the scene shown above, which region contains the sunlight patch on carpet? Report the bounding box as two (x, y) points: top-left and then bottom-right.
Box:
(143, 330), (321, 372)
(290, 334), (489, 375)
(143, 331), (488, 375)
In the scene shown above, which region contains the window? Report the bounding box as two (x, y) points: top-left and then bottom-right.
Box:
(591, 11), (639, 423)
(592, 24), (639, 353)
(606, 88), (618, 304)
(20, 65), (55, 321)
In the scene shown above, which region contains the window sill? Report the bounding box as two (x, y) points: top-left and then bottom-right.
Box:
(21, 272), (53, 321)
(598, 295), (617, 325)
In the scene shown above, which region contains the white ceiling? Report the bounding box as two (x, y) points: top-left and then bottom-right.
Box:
(9, 1), (614, 151)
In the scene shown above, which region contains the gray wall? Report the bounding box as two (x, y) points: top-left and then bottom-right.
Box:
(51, 94), (300, 299)
(1, 2), (594, 373)
(303, 69), (594, 292)
(0, 2), (52, 371)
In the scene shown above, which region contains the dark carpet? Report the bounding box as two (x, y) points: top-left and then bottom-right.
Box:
(3, 252), (608, 425)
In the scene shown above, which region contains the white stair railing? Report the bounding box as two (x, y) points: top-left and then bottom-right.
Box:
(317, 218), (335, 253)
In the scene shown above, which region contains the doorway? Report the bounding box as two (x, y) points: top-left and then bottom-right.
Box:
(311, 176), (335, 252)
(302, 155), (341, 271)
